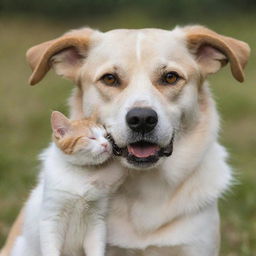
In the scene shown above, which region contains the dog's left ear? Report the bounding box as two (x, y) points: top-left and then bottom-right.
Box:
(184, 26), (250, 82)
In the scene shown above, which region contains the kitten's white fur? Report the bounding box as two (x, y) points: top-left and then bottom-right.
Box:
(11, 127), (125, 256)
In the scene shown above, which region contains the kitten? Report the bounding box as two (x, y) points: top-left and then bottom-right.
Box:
(11, 111), (125, 256)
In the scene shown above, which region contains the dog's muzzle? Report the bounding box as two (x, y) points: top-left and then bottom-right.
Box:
(107, 134), (174, 168)
(107, 107), (174, 168)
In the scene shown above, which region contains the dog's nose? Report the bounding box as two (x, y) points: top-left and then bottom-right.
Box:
(126, 107), (158, 133)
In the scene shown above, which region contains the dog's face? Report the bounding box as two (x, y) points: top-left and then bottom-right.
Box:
(81, 29), (201, 169)
(26, 26), (250, 169)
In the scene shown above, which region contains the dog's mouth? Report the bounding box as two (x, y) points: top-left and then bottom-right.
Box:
(128, 142), (160, 158)
(107, 134), (174, 168)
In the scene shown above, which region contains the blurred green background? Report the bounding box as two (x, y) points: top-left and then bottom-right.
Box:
(0, 0), (255, 255)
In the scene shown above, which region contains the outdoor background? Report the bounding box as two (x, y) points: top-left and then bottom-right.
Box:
(0, 0), (255, 255)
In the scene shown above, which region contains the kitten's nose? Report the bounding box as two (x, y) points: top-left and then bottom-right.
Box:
(101, 143), (108, 149)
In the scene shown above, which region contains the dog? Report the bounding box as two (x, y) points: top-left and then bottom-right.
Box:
(0, 25), (250, 256)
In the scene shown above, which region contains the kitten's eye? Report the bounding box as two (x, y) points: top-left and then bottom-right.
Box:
(56, 128), (66, 137)
(162, 72), (180, 85)
(89, 137), (96, 140)
(100, 73), (119, 86)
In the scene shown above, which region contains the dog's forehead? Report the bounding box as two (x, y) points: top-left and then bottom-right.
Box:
(90, 27), (189, 62)
(104, 27), (183, 40)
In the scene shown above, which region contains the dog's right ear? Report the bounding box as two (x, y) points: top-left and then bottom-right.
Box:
(26, 28), (96, 85)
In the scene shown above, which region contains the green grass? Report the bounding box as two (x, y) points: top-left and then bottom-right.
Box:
(0, 13), (255, 256)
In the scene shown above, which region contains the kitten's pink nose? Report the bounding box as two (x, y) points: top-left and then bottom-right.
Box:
(101, 143), (108, 149)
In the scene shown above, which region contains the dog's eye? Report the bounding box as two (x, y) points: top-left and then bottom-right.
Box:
(101, 74), (119, 86)
(162, 72), (180, 85)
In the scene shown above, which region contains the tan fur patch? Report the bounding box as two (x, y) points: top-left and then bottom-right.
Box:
(54, 117), (101, 155)
(185, 25), (250, 82)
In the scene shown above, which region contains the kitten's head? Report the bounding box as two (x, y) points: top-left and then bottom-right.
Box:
(51, 111), (112, 165)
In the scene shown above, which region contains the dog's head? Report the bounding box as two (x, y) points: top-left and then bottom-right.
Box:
(26, 26), (250, 169)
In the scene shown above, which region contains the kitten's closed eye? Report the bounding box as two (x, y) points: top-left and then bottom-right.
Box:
(57, 128), (67, 137)
(51, 111), (112, 163)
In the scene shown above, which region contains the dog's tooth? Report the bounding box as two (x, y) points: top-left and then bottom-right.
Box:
(113, 147), (122, 156)
(163, 149), (172, 157)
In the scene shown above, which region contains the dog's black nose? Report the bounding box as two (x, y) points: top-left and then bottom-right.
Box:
(126, 107), (158, 133)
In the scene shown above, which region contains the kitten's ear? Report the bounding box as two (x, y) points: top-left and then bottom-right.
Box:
(51, 111), (71, 138)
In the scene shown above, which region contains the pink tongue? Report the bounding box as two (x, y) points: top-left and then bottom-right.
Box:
(128, 144), (160, 158)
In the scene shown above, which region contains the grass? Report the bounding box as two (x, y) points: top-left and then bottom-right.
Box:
(0, 13), (255, 256)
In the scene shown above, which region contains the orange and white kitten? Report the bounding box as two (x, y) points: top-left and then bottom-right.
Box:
(11, 111), (125, 256)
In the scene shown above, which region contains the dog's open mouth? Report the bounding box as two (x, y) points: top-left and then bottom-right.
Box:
(107, 134), (174, 167)
(128, 142), (160, 158)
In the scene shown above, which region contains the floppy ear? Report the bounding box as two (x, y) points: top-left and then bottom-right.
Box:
(26, 28), (95, 85)
(51, 111), (71, 138)
(184, 26), (250, 82)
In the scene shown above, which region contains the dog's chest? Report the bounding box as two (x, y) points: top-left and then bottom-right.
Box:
(130, 182), (173, 232)
(108, 172), (175, 233)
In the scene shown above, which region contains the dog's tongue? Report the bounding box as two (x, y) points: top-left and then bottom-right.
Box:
(128, 143), (160, 158)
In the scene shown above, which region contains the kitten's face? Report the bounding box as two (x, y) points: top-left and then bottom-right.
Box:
(51, 111), (112, 165)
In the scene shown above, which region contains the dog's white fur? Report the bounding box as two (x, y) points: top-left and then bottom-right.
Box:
(0, 26), (250, 256)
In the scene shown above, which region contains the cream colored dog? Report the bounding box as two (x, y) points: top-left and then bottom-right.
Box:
(1, 25), (250, 256)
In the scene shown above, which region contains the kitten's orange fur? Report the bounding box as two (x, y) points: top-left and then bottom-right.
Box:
(54, 119), (102, 154)
(51, 110), (106, 155)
